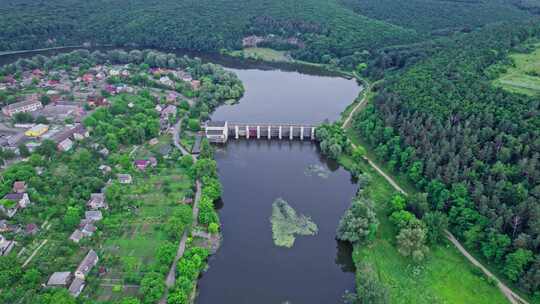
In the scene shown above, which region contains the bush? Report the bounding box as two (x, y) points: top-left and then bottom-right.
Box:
(188, 119), (200, 131)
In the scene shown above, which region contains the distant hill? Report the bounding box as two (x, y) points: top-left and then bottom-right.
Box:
(0, 0), (418, 62)
(338, 0), (532, 34)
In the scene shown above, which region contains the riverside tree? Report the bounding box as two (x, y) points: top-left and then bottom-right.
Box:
(336, 196), (378, 244)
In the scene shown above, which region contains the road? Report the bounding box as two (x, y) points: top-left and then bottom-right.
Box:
(159, 124), (203, 303)
(343, 78), (528, 304)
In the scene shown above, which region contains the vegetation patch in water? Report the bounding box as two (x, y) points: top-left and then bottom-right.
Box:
(270, 198), (318, 248)
(304, 164), (330, 179)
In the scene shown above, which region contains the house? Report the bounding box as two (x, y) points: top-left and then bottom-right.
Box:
(12, 181), (27, 193)
(81, 223), (96, 237)
(99, 148), (109, 157)
(82, 73), (94, 83)
(134, 159), (150, 171)
(32, 69), (44, 78)
(69, 229), (84, 243)
(96, 72), (106, 80)
(25, 223), (39, 235)
(99, 165), (112, 174)
(204, 121), (228, 143)
(109, 69), (120, 77)
(85, 211), (103, 222)
(2, 97), (43, 117)
(47, 271), (72, 287)
(117, 174), (132, 184)
(0, 220), (11, 233)
(57, 138), (73, 151)
(68, 277), (85, 297)
(87, 193), (108, 210)
(0, 235), (15, 256)
(149, 157), (157, 167)
(25, 124), (49, 137)
(159, 76), (174, 87)
(191, 80), (201, 90)
(242, 35), (265, 47)
(75, 249), (99, 280)
(149, 138), (159, 146)
(166, 92), (179, 103)
(161, 105), (177, 120)
(155, 104), (163, 112)
(1, 193), (30, 218)
(73, 124), (89, 140)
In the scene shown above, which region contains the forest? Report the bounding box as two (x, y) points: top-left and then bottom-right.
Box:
(0, 0), (537, 65)
(353, 21), (540, 296)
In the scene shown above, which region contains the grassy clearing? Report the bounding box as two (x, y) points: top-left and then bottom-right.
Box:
(229, 47), (292, 62)
(339, 150), (507, 303)
(494, 42), (540, 95)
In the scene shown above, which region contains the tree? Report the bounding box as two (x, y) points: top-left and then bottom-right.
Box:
(17, 143), (30, 157)
(389, 194), (406, 212)
(140, 272), (165, 304)
(423, 211), (448, 245)
(354, 262), (390, 304)
(12, 112), (34, 123)
(504, 249), (533, 282)
(396, 226), (429, 262)
(336, 197), (379, 244)
(35, 139), (57, 158)
(117, 297), (141, 304)
(63, 206), (81, 230)
(208, 222), (219, 234)
(193, 158), (217, 179)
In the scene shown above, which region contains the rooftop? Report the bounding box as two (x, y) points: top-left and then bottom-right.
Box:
(47, 271), (72, 286)
(206, 121), (227, 127)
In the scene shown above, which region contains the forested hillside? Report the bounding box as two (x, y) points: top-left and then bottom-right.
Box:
(354, 22), (540, 295)
(0, 0), (418, 62)
(339, 0), (532, 35)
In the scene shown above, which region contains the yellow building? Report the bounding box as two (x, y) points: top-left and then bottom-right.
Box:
(25, 124), (49, 137)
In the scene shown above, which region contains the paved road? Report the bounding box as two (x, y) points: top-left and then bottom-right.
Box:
(343, 78), (528, 304)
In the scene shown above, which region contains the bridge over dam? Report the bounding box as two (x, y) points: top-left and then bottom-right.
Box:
(204, 121), (318, 143)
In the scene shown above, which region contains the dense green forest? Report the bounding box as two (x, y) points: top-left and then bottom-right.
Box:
(354, 22), (540, 296)
(0, 0), (419, 62)
(339, 0), (531, 34)
(1, 0), (538, 64)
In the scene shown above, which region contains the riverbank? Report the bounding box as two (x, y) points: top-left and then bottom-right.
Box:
(336, 79), (532, 304)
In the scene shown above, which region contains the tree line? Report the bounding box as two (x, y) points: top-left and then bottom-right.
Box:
(353, 21), (540, 297)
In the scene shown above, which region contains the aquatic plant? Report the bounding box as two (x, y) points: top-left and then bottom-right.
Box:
(304, 164), (330, 179)
(270, 198), (318, 248)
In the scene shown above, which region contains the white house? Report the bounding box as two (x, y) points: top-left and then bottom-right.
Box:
(205, 121), (228, 143)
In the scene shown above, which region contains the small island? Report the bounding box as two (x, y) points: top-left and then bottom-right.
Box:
(270, 198), (318, 248)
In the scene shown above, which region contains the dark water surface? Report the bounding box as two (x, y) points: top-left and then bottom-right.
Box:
(197, 68), (361, 304)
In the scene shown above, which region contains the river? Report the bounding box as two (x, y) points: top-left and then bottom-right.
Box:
(197, 67), (361, 303)
(0, 48), (362, 303)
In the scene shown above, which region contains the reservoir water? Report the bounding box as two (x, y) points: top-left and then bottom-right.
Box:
(197, 67), (361, 303)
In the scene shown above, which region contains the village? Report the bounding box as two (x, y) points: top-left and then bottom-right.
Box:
(0, 58), (213, 299)
(0, 63), (201, 158)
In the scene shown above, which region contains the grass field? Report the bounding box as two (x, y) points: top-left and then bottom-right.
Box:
(494, 42), (540, 95)
(339, 150), (507, 304)
(229, 47), (292, 62)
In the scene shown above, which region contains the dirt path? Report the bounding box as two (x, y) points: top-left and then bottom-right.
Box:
(343, 78), (528, 304)
(342, 85), (369, 130)
(22, 239), (48, 267)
